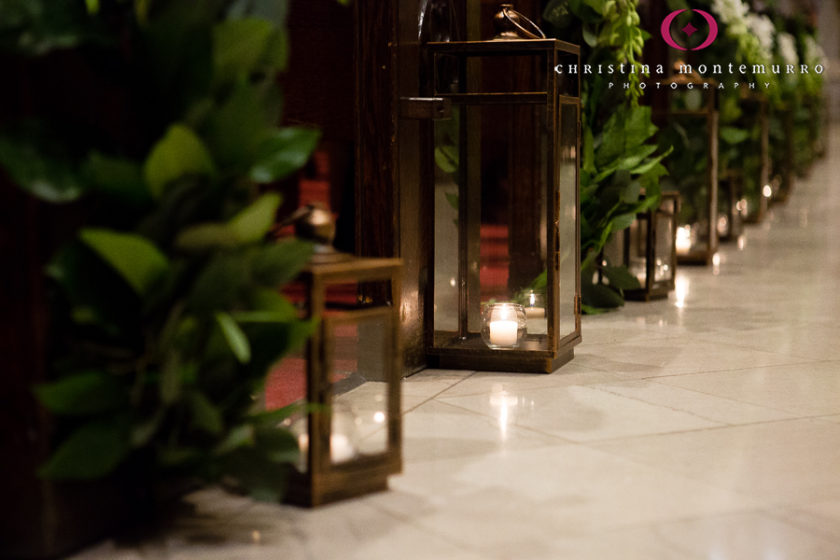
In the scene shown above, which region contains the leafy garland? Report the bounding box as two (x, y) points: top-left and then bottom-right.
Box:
(544, 0), (670, 311)
(0, 0), (319, 502)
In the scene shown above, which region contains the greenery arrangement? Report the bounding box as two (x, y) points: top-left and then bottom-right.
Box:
(0, 0), (319, 502)
(544, 0), (671, 311)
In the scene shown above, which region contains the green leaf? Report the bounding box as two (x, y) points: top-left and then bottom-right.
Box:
(143, 124), (216, 198)
(621, 180), (642, 204)
(85, 152), (150, 205)
(250, 127), (321, 183)
(39, 417), (131, 480)
(189, 252), (250, 312)
(160, 354), (196, 405)
(216, 312), (251, 363)
(251, 239), (313, 286)
(79, 229), (169, 297)
(203, 82), (273, 168)
(582, 282), (625, 309)
(34, 371), (127, 416)
(213, 18), (276, 85)
(228, 193), (282, 243)
(131, 408), (165, 447)
(609, 212), (637, 233)
(720, 126), (750, 145)
(214, 424), (255, 455)
(189, 391), (224, 435)
(0, 129), (86, 203)
(435, 145), (458, 174)
(175, 223), (239, 251)
(601, 265), (642, 291)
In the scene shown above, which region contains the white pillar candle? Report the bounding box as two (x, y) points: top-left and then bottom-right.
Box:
(675, 225), (692, 254)
(489, 319), (518, 346)
(524, 306), (545, 319)
(298, 433), (357, 464)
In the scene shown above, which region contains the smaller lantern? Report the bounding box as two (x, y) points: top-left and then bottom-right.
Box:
(717, 169), (746, 242)
(657, 65), (719, 266)
(604, 192), (679, 301)
(739, 92), (771, 223)
(769, 106), (795, 204)
(266, 205), (402, 507)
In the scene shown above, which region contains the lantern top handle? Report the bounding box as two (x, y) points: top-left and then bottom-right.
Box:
(492, 3), (546, 40)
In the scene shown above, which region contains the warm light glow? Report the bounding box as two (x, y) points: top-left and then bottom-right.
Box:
(717, 215), (729, 237)
(373, 411), (385, 423)
(737, 235), (747, 250)
(737, 198), (748, 215)
(449, 277), (456, 288)
(712, 252), (721, 276)
(674, 274), (690, 308)
(676, 225), (692, 254)
(762, 184), (773, 198)
(490, 386), (519, 442)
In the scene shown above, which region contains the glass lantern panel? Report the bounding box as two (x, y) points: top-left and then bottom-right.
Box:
(626, 216), (649, 287)
(659, 113), (712, 256)
(433, 102), (550, 351)
(737, 101), (768, 222)
(557, 102), (579, 339)
(433, 111), (461, 334)
(654, 209), (674, 284)
(327, 310), (392, 462)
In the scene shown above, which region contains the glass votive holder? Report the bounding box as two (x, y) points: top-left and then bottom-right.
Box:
(524, 291), (547, 335)
(481, 302), (527, 349)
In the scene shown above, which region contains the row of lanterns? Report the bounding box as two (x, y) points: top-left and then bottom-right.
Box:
(267, 4), (790, 507)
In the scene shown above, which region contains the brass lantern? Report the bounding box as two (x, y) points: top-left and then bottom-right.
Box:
(657, 67), (719, 266)
(739, 92), (771, 223)
(717, 169), (746, 242)
(424, 25), (582, 373)
(605, 192), (680, 301)
(769, 106), (795, 204)
(265, 207), (402, 506)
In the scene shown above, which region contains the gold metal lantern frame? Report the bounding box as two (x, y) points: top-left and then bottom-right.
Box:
(424, 38), (582, 373)
(269, 255), (403, 507)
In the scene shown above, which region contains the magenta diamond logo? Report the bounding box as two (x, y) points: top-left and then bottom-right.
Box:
(661, 9), (719, 51)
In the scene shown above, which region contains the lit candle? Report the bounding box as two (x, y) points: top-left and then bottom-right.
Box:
(675, 225), (692, 254)
(524, 306), (544, 319)
(298, 433), (357, 464)
(489, 319), (518, 346)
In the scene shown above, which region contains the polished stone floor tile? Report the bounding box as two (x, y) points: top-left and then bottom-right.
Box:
(374, 445), (761, 556)
(593, 418), (840, 506)
(438, 383), (721, 442)
(653, 361), (840, 416)
(401, 398), (567, 463)
(592, 379), (796, 425)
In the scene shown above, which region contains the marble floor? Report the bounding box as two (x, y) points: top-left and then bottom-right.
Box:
(72, 132), (840, 559)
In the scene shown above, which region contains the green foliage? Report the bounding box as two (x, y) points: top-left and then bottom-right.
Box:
(545, 0), (668, 311)
(1, 1), (319, 501)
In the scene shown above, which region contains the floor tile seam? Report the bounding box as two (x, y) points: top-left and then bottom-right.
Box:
(401, 372), (478, 415)
(577, 439), (791, 506)
(581, 415), (816, 446)
(760, 507), (840, 546)
(633, 356), (832, 380)
(642, 378), (807, 419)
(684, 334), (840, 361)
(584, 383), (736, 427)
(580, 335), (829, 363)
(417, 397), (578, 445)
(426, 373), (616, 400)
